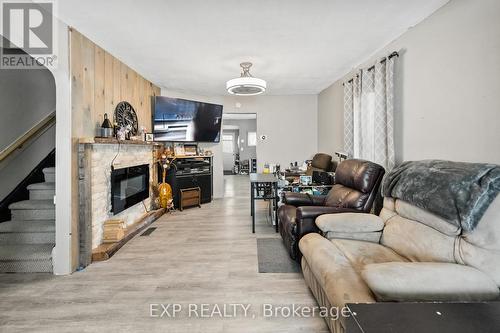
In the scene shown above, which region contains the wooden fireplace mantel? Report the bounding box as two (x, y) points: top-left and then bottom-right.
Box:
(79, 137), (162, 146)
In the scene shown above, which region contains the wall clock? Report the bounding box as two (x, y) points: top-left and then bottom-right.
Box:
(114, 101), (138, 135)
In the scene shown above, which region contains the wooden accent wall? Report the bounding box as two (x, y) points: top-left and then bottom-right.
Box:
(70, 28), (161, 138)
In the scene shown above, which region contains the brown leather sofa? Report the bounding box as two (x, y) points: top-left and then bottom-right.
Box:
(278, 159), (385, 260)
(285, 153), (336, 178)
(306, 153), (337, 175)
(300, 161), (500, 332)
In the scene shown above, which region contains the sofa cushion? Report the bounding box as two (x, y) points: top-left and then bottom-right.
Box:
(362, 262), (500, 302)
(331, 239), (408, 273)
(462, 195), (500, 251)
(458, 238), (500, 286)
(458, 191), (500, 285)
(324, 184), (369, 210)
(381, 214), (457, 263)
(316, 213), (384, 233)
(334, 159), (384, 194)
(283, 192), (326, 207)
(395, 199), (461, 236)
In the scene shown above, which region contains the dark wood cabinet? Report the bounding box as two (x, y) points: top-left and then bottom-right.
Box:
(163, 156), (213, 210)
(345, 302), (500, 333)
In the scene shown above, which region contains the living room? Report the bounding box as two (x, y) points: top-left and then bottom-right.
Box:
(0, 0), (499, 332)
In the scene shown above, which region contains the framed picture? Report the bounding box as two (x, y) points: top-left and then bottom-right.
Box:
(145, 133), (154, 142)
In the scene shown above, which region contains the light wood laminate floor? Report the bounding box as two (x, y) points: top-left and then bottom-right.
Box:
(0, 175), (327, 332)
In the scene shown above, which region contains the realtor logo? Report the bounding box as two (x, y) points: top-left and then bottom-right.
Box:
(1, 0), (57, 69)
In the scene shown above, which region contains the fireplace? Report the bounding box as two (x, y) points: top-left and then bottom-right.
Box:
(111, 164), (150, 214)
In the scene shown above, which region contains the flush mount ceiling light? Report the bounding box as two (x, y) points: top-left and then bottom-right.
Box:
(226, 62), (267, 96)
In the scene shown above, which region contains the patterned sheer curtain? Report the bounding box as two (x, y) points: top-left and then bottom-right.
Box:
(344, 55), (396, 170)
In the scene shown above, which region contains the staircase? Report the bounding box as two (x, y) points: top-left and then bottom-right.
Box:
(0, 167), (55, 273)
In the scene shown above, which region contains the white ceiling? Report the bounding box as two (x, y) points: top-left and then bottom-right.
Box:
(58, 0), (449, 96)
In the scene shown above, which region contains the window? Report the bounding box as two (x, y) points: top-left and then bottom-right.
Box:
(247, 132), (257, 146)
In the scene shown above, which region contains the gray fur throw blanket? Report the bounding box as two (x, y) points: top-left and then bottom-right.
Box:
(382, 160), (500, 232)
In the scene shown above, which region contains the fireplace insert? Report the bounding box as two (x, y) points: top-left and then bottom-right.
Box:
(111, 164), (150, 214)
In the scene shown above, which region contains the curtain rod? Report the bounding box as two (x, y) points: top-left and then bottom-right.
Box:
(343, 51), (399, 86)
(367, 51), (399, 71)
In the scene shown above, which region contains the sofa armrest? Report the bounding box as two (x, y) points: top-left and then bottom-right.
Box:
(283, 192), (326, 207)
(362, 262), (500, 302)
(316, 213), (384, 233)
(295, 206), (359, 238)
(297, 206), (358, 220)
(315, 213), (384, 243)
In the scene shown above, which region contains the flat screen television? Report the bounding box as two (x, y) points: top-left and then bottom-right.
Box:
(153, 96), (223, 142)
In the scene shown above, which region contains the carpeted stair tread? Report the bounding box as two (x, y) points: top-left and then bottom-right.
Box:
(0, 220), (55, 233)
(8, 200), (54, 210)
(0, 244), (53, 261)
(42, 167), (55, 174)
(0, 260), (52, 272)
(27, 182), (55, 190)
(42, 167), (56, 183)
(2, 166), (56, 272)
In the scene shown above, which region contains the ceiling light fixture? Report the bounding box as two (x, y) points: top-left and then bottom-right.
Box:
(226, 62), (267, 96)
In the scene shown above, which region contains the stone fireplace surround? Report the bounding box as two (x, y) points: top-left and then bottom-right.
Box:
(78, 139), (158, 266)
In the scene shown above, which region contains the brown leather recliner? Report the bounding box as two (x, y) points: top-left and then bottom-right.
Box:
(278, 159), (385, 260)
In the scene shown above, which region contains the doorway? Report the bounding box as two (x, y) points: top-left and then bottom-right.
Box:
(222, 113), (257, 178)
(222, 132), (237, 175)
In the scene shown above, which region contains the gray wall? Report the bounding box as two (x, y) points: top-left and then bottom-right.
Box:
(0, 49), (56, 150)
(318, 0), (500, 164)
(223, 95), (318, 170)
(223, 118), (257, 162)
(0, 46), (56, 201)
(318, 80), (343, 157)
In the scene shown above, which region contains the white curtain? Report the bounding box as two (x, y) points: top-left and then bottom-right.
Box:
(344, 55), (396, 170)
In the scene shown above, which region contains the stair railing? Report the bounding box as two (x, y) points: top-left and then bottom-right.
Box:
(0, 110), (56, 163)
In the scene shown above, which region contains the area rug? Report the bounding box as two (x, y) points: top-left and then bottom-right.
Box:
(256, 238), (300, 273)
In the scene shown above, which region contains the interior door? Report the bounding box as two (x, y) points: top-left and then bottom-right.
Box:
(222, 133), (236, 172)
